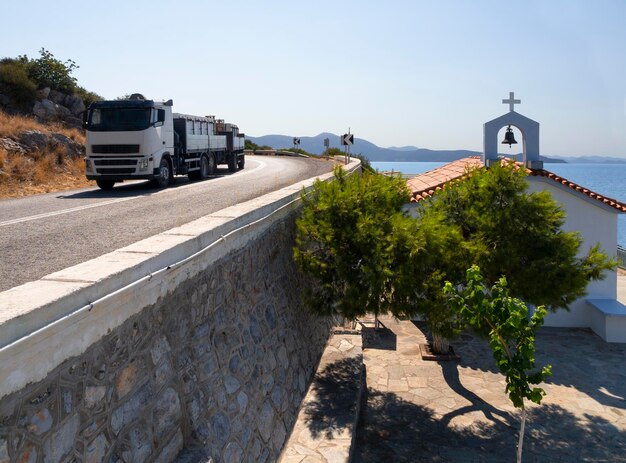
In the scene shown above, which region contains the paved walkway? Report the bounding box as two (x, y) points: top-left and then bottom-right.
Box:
(280, 331), (363, 463)
(353, 317), (626, 462)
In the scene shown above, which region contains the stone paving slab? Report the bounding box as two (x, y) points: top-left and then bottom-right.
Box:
(353, 317), (626, 463)
(279, 331), (363, 463)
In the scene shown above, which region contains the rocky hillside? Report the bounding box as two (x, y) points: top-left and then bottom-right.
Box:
(30, 87), (86, 126)
(0, 49), (101, 128)
(0, 50), (101, 197)
(0, 111), (89, 198)
(0, 82), (88, 129)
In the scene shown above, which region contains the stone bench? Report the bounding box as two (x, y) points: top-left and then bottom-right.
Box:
(278, 331), (363, 463)
(587, 299), (626, 343)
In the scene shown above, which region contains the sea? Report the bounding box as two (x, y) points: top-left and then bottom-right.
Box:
(371, 162), (626, 247)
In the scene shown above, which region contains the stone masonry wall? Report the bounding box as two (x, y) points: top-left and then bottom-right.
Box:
(0, 216), (332, 462)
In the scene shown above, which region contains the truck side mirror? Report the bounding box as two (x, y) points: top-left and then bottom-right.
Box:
(157, 109), (165, 123)
(81, 110), (88, 129)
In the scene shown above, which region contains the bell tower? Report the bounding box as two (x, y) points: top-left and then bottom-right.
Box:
(483, 92), (543, 170)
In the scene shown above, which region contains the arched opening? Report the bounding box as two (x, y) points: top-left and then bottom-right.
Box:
(483, 111), (541, 169)
(497, 125), (523, 161)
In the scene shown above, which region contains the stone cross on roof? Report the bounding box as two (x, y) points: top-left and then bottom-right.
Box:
(502, 91), (521, 112)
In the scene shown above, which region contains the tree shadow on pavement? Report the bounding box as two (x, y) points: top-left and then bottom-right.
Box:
(361, 327), (397, 351)
(438, 362), (516, 429)
(304, 356), (364, 440)
(353, 388), (625, 463)
(415, 321), (626, 412)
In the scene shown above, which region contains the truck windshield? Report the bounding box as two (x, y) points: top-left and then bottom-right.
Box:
(87, 107), (152, 131)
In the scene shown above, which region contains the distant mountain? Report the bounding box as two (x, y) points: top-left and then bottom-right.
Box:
(548, 155), (626, 164)
(247, 133), (566, 163)
(388, 145), (420, 151)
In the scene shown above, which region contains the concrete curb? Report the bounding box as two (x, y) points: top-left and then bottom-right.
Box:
(0, 159), (361, 399)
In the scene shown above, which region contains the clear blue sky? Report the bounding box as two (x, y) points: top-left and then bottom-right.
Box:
(2, 0), (625, 157)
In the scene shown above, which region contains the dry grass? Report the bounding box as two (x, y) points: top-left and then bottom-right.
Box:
(0, 147), (93, 198)
(0, 112), (93, 198)
(0, 111), (84, 142)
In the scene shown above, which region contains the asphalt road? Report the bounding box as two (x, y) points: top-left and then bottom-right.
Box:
(0, 156), (333, 292)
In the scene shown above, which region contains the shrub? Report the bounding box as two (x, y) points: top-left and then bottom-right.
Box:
(283, 147), (311, 156)
(244, 139), (259, 150)
(0, 58), (37, 109)
(294, 167), (427, 320)
(353, 153), (374, 173)
(74, 86), (103, 108)
(326, 147), (343, 157)
(27, 48), (78, 93)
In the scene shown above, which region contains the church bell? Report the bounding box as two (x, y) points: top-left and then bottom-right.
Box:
(501, 125), (517, 147)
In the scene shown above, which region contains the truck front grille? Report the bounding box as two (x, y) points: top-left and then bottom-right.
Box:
(94, 159), (138, 166)
(92, 144), (140, 154)
(96, 168), (137, 175)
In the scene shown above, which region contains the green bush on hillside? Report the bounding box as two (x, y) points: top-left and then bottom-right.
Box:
(0, 49), (103, 111)
(0, 58), (37, 110)
(244, 139), (259, 150)
(26, 48), (78, 93)
(75, 86), (102, 108)
(283, 147), (311, 156)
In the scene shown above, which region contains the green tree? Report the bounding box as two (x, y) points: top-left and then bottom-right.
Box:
(444, 265), (552, 463)
(283, 147), (312, 156)
(353, 153), (375, 174)
(27, 48), (78, 92)
(325, 147), (343, 157)
(294, 167), (425, 321)
(74, 86), (103, 107)
(416, 162), (614, 351)
(244, 139), (258, 150)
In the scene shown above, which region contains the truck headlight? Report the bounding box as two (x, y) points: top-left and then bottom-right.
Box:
(138, 159), (149, 171)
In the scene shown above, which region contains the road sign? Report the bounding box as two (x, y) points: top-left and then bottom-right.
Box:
(323, 138), (329, 148)
(293, 137), (300, 145)
(341, 134), (354, 146)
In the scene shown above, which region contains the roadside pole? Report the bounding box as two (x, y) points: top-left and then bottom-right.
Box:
(341, 130), (354, 165)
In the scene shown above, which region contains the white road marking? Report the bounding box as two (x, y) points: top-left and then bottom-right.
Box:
(0, 158), (267, 227)
(0, 197), (136, 226)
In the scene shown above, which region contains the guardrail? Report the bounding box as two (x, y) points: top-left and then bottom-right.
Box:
(379, 170), (415, 179)
(618, 245), (626, 269)
(0, 158), (362, 399)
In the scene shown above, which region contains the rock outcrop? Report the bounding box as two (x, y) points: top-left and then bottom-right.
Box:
(1, 130), (84, 158)
(0, 86), (86, 128)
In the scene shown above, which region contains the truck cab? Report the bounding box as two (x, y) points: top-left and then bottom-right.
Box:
(84, 95), (174, 189)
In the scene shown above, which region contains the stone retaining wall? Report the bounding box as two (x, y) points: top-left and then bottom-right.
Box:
(0, 217), (332, 462)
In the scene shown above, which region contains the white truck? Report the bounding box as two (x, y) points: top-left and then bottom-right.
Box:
(84, 94), (245, 190)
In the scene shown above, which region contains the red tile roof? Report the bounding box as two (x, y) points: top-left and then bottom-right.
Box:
(406, 157), (626, 213)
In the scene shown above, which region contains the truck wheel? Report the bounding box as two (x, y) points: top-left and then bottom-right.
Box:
(237, 155), (245, 170)
(199, 154), (210, 180)
(227, 153), (236, 172)
(152, 158), (170, 188)
(208, 153), (217, 175)
(96, 179), (115, 190)
(188, 169), (200, 181)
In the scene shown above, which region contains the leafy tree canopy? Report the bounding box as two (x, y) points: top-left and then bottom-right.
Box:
(294, 167), (426, 320)
(444, 265), (552, 463)
(419, 161), (615, 310)
(25, 48), (78, 93)
(445, 265), (552, 407)
(1, 49), (103, 110)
